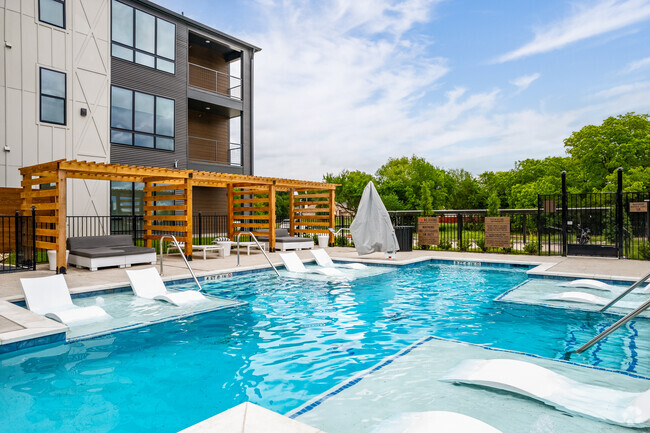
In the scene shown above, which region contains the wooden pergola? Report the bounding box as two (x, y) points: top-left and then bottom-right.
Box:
(19, 159), (337, 273)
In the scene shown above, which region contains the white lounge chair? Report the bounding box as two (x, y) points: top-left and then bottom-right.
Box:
(278, 252), (344, 276)
(544, 291), (640, 309)
(371, 411), (503, 433)
(558, 279), (618, 292)
(310, 249), (367, 270)
(20, 274), (111, 326)
(126, 267), (207, 306)
(441, 358), (650, 428)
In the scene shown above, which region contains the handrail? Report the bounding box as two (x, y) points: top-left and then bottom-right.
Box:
(572, 296), (650, 355)
(159, 235), (204, 292)
(236, 232), (280, 277)
(600, 271), (650, 312)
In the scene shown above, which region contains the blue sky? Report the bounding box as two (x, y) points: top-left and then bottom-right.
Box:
(156, 0), (650, 180)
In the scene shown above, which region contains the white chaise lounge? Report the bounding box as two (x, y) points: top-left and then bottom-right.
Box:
(310, 249), (367, 270)
(279, 252), (344, 276)
(441, 358), (650, 428)
(558, 279), (619, 292)
(371, 411), (502, 433)
(20, 274), (111, 326)
(125, 267), (207, 306)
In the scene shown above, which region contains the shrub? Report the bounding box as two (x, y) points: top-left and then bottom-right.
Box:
(460, 239), (471, 251)
(476, 239), (488, 252)
(523, 241), (539, 255)
(639, 241), (650, 260)
(438, 240), (452, 250)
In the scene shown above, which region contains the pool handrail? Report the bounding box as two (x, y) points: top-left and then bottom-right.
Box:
(159, 235), (204, 292)
(573, 295), (650, 355)
(599, 271), (650, 312)
(236, 232), (280, 276)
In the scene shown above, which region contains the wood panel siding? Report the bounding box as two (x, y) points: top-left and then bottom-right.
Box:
(188, 109), (229, 164)
(188, 44), (230, 96)
(0, 188), (23, 215)
(192, 187), (227, 214)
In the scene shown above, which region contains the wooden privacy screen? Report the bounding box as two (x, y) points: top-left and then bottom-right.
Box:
(228, 183), (276, 249)
(290, 189), (335, 243)
(143, 177), (193, 257)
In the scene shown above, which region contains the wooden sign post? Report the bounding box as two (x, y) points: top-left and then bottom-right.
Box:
(485, 216), (510, 248)
(418, 217), (439, 246)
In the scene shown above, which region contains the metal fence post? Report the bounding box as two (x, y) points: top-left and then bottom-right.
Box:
(198, 212), (202, 245)
(617, 168), (624, 259)
(561, 171), (568, 257)
(32, 206), (36, 269)
(14, 211), (20, 269)
(457, 213), (463, 250)
(537, 195), (542, 255)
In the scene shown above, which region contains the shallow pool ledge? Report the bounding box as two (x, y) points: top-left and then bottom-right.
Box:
(179, 402), (326, 433)
(0, 300), (66, 354)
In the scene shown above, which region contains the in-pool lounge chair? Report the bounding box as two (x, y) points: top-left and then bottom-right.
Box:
(126, 267), (207, 306)
(558, 279), (618, 292)
(371, 411), (502, 433)
(441, 358), (650, 428)
(310, 249), (367, 270)
(279, 252), (344, 276)
(20, 274), (111, 326)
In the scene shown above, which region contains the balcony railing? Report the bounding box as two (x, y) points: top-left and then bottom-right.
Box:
(188, 136), (242, 167)
(188, 63), (242, 100)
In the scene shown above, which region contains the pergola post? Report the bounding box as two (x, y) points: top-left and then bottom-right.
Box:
(269, 182), (276, 251)
(184, 175), (193, 260)
(227, 184), (234, 240)
(329, 189), (336, 245)
(288, 188), (295, 236)
(55, 169), (67, 274)
(143, 180), (154, 248)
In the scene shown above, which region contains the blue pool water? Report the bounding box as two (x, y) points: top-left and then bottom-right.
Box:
(2, 262), (649, 432)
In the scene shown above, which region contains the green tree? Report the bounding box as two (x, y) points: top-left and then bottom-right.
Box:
(564, 113), (650, 192)
(486, 192), (501, 216)
(323, 170), (374, 215)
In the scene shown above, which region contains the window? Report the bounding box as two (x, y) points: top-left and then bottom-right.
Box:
(39, 0), (65, 28)
(110, 86), (175, 150)
(111, 181), (144, 216)
(111, 0), (176, 73)
(40, 68), (66, 125)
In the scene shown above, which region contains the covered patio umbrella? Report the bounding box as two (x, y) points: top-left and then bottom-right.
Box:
(350, 181), (399, 256)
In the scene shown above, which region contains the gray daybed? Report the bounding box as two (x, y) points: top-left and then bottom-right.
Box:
(259, 228), (314, 251)
(67, 235), (156, 271)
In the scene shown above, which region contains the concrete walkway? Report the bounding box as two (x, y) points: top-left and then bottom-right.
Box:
(2, 248), (650, 302)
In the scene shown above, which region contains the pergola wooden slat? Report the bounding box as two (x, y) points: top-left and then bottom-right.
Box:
(19, 159), (337, 273)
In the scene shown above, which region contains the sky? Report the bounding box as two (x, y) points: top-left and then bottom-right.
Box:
(155, 0), (650, 181)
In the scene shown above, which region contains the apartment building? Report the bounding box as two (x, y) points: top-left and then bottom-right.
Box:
(0, 0), (259, 216)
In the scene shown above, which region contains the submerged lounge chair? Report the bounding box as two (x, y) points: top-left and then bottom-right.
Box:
(279, 252), (344, 276)
(126, 267), (207, 306)
(441, 358), (650, 428)
(371, 411), (503, 433)
(544, 291), (641, 309)
(310, 249), (367, 270)
(20, 274), (111, 326)
(558, 279), (619, 292)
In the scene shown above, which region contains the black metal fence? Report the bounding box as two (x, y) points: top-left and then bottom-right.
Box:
(0, 211), (36, 274)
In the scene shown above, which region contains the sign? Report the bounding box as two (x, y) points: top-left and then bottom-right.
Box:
(630, 202), (648, 213)
(418, 217), (439, 246)
(544, 200), (556, 213)
(485, 217), (510, 248)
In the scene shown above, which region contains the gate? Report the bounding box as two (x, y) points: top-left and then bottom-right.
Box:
(538, 171), (650, 259)
(0, 211), (36, 273)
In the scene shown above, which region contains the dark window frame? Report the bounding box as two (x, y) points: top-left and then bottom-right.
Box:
(110, 85), (175, 151)
(110, 0), (176, 74)
(39, 0), (66, 29)
(39, 67), (67, 126)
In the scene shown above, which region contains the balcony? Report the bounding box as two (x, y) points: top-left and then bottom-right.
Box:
(189, 63), (242, 100)
(188, 136), (241, 167)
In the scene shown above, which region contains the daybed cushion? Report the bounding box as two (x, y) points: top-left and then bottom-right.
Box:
(67, 235), (155, 257)
(273, 229), (313, 244)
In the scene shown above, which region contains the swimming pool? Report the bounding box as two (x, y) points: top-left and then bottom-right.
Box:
(1, 261), (649, 432)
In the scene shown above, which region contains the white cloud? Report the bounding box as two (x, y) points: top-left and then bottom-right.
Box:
(623, 56), (650, 73)
(496, 0), (650, 63)
(510, 73), (541, 92)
